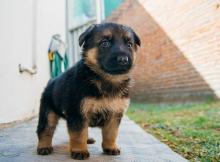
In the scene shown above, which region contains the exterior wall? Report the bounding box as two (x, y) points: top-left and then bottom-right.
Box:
(108, 0), (220, 102)
(0, 0), (66, 123)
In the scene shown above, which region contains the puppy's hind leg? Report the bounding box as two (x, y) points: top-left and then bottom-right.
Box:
(36, 99), (59, 155)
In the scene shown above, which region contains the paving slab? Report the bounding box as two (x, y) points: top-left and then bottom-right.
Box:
(0, 116), (187, 162)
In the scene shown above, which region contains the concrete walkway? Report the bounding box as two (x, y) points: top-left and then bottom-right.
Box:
(0, 117), (187, 162)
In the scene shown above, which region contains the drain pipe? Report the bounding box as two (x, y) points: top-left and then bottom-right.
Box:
(19, 0), (37, 75)
(96, 0), (105, 23)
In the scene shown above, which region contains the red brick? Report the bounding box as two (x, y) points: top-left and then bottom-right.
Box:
(107, 0), (220, 102)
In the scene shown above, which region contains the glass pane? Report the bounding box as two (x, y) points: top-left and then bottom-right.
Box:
(104, 0), (124, 17)
(68, 0), (96, 28)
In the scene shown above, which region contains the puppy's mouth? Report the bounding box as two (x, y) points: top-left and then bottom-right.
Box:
(101, 63), (132, 75)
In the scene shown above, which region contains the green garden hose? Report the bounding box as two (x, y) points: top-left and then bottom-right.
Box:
(48, 35), (69, 78)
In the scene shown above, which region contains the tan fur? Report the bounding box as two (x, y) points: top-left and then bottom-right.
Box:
(81, 97), (130, 118)
(37, 112), (59, 148)
(84, 48), (98, 65)
(133, 51), (137, 64)
(102, 115), (120, 149)
(102, 29), (112, 38)
(68, 126), (88, 152)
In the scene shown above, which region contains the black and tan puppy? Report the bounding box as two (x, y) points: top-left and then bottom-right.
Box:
(36, 22), (141, 160)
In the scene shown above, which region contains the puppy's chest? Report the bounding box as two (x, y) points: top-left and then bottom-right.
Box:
(81, 97), (130, 126)
(81, 97), (130, 114)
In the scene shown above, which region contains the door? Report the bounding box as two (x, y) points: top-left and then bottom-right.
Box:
(66, 0), (104, 65)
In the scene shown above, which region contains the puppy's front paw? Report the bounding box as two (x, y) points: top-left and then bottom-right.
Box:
(37, 147), (53, 155)
(103, 148), (121, 155)
(71, 150), (90, 160)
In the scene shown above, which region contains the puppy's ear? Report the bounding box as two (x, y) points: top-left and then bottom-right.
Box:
(133, 31), (141, 46)
(79, 24), (96, 47)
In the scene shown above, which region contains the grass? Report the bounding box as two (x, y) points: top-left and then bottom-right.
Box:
(126, 101), (220, 162)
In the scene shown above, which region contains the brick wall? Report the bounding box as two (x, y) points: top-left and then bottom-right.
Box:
(107, 0), (220, 102)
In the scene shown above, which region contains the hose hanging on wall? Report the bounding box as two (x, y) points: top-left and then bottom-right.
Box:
(48, 34), (68, 78)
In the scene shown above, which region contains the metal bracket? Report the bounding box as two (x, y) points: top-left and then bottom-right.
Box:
(18, 64), (37, 75)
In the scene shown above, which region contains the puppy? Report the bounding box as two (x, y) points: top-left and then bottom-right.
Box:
(36, 22), (141, 160)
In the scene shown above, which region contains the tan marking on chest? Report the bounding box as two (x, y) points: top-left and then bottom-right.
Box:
(81, 97), (130, 117)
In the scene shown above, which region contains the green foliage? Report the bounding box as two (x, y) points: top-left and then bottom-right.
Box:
(127, 101), (220, 162)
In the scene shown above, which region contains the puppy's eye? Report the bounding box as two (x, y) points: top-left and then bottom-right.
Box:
(100, 40), (111, 48)
(127, 42), (132, 48)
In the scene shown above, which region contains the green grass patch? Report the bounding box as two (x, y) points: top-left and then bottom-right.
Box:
(126, 101), (220, 162)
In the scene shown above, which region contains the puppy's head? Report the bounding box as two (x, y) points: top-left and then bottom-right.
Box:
(79, 23), (141, 75)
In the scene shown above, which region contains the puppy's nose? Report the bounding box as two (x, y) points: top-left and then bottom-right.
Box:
(117, 56), (129, 65)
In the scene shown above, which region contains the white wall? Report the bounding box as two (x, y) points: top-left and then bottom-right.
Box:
(0, 0), (66, 123)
